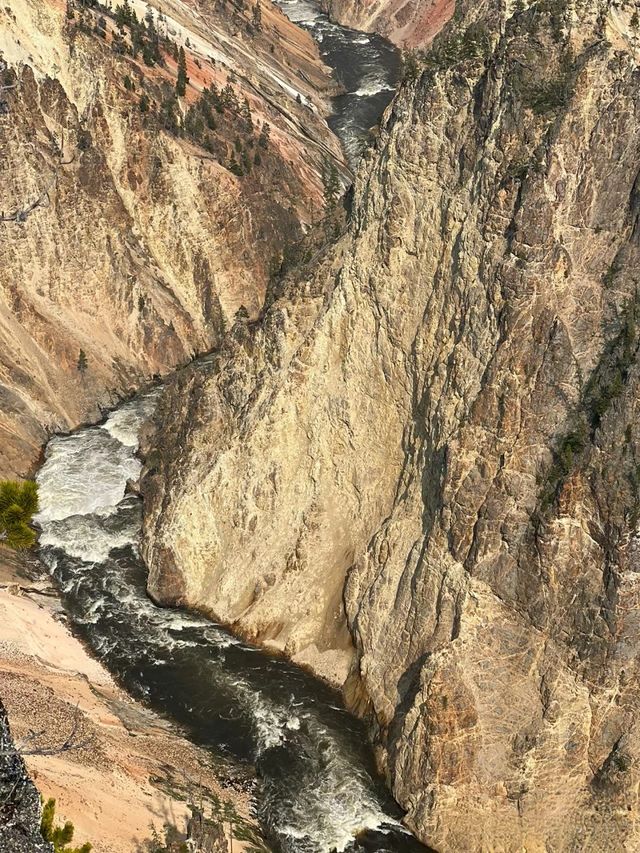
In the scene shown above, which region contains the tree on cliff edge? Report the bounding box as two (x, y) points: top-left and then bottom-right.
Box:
(176, 47), (189, 97)
(0, 480), (38, 549)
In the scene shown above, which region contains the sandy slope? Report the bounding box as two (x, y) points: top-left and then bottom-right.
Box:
(0, 550), (253, 853)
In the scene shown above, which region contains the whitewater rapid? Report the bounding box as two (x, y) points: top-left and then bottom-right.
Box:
(276, 0), (400, 166)
(34, 381), (426, 853)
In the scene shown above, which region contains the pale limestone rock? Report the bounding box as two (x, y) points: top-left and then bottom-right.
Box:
(144, 0), (640, 849)
(0, 0), (341, 479)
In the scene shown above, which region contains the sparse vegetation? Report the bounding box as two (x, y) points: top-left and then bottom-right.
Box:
(77, 348), (88, 372)
(520, 75), (572, 114)
(176, 46), (188, 97)
(142, 788), (269, 853)
(401, 21), (491, 82)
(0, 480), (38, 550)
(538, 293), (639, 512)
(322, 159), (341, 210)
(41, 798), (92, 853)
(64, 1), (279, 179)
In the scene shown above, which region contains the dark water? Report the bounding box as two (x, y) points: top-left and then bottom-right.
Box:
(276, 0), (401, 165)
(34, 11), (412, 853)
(35, 382), (428, 853)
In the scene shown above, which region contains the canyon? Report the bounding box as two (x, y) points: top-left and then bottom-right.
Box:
(2, 0), (640, 850)
(322, 0), (454, 48)
(0, 0), (343, 480)
(141, 0), (640, 850)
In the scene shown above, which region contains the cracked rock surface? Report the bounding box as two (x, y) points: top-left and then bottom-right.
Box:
(143, 1), (640, 848)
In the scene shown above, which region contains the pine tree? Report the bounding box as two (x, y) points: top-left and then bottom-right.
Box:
(0, 480), (38, 550)
(258, 122), (270, 148)
(322, 160), (340, 208)
(77, 349), (88, 372)
(115, 0), (133, 30)
(176, 46), (188, 96)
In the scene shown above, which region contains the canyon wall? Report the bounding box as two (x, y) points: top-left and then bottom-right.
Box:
(0, 0), (342, 479)
(322, 0), (454, 47)
(143, 0), (640, 849)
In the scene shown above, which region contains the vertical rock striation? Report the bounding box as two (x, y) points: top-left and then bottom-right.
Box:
(0, 0), (342, 478)
(144, 0), (640, 848)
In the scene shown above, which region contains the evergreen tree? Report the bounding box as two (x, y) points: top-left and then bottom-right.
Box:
(322, 160), (340, 209)
(176, 46), (188, 96)
(0, 480), (38, 550)
(142, 41), (156, 66)
(115, 0), (133, 30)
(401, 49), (421, 83)
(242, 97), (253, 129)
(77, 349), (88, 372)
(258, 121), (270, 148)
(252, 2), (262, 30)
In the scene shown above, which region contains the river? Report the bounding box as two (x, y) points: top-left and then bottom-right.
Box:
(34, 383), (427, 853)
(33, 8), (418, 853)
(275, 0), (401, 165)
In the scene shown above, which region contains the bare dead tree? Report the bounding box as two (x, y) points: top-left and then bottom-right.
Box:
(0, 171), (57, 224)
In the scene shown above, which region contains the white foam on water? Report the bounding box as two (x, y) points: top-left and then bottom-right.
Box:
(36, 431), (141, 522)
(36, 383), (413, 853)
(38, 512), (140, 563)
(352, 81), (395, 97)
(102, 390), (160, 448)
(283, 716), (403, 853)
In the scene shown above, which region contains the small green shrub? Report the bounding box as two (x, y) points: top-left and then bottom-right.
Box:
(522, 77), (571, 114)
(41, 798), (92, 853)
(77, 349), (88, 372)
(0, 480), (38, 550)
(603, 260), (621, 287)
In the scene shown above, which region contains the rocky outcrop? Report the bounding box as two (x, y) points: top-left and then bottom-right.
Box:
(0, 699), (52, 853)
(0, 0), (343, 479)
(322, 0), (454, 47)
(143, 0), (640, 849)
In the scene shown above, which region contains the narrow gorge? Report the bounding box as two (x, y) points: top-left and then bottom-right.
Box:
(141, 0), (640, 851)
(3, 0), (640, 851)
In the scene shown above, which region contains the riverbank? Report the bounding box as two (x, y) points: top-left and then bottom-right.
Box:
(0, 549), (256, 853)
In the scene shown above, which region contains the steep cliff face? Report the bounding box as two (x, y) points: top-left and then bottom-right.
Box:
(322, 0), (454, 47)
(0, 0), (343, 478)
(144, 0), (640, 849)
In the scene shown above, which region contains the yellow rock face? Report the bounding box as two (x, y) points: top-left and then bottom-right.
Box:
(0, 0), (343, 478)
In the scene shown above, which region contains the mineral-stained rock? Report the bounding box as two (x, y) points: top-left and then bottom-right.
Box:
(143, 0), (640, 849)
(0, 0), (342, 479)
(322, 0), (454, 48)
